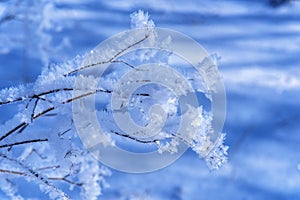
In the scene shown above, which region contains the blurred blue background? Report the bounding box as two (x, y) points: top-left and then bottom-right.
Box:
(0, 0), (299, 199)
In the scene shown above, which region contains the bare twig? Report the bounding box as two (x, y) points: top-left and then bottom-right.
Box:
(0, 169), (28, 176)
(32, 107), (55, 120)
(49, 176), (83, 187)
(17, 123), (29, 133)
(112, 131), (158, 144)
(112, 60), (136, 69)
(58, 128), (72, 137)
(31, 98), (39, 122)
(0, 139), (48, 149)
(0, 122), (28, 141)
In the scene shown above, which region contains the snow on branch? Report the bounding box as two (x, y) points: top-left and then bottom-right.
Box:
(0, 9), (228, 199)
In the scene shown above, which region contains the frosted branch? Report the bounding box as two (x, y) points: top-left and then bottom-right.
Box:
(0, 152), (70, 200)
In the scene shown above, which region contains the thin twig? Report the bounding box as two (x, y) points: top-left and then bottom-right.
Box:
(0, 139), (48, 149)
(58, 128), (72, 137)
(0, 169), (28, 176)
(111, 60), (148, 71)
(49, 177), (83, 187)
(64, 32), (150, 76)
(112, 131), (158, 144)
(31, 98), (39, 122)
(0, 122), (28, 141)
(17, 123), (29, 133)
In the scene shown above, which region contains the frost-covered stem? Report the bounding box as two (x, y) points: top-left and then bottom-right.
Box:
(0, 169), (83, 187)
(64, 32), (150, 76)
(0, 152), (70, 199)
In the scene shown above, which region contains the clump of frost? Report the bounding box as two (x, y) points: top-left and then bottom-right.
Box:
(130, 10), (155, 28)
(204, 134), (228, 170)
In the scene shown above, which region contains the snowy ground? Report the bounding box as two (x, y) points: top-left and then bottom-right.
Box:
(0, 0), (300, 199)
